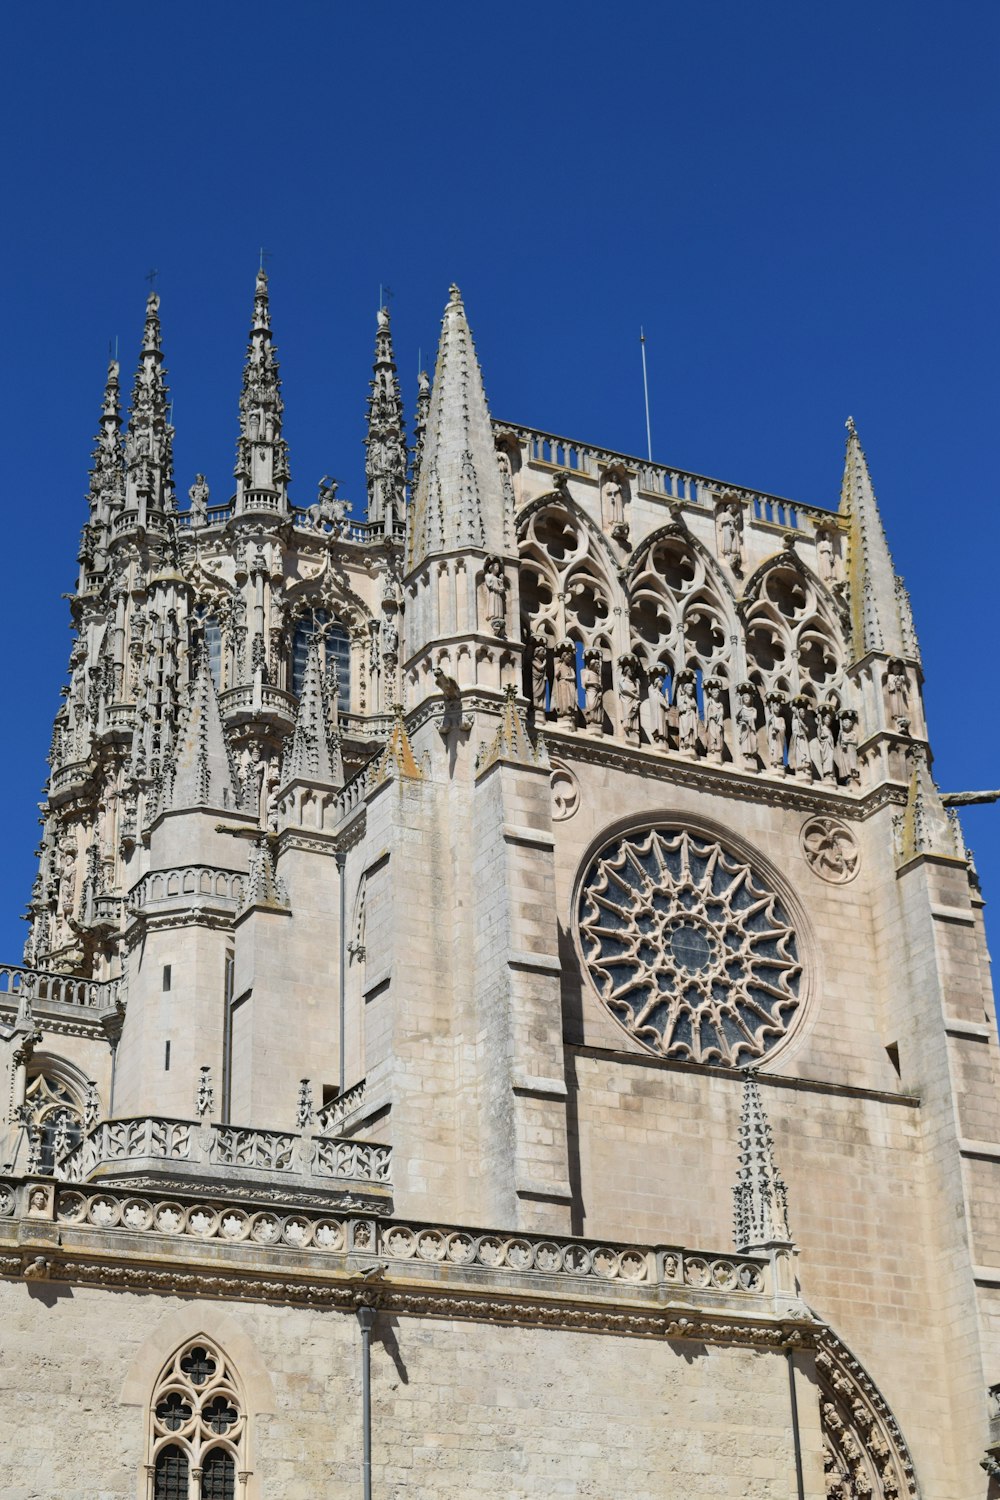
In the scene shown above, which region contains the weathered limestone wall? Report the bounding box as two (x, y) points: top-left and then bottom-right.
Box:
(0, 1280), (823, 1500)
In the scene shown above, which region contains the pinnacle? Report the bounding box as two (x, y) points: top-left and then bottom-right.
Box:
(839, 416), (909, 661)
(162, 652), (242, 814)
(405, 285), (508, 571)
(732, 1069), (792, 1253)
(282, 636), (342, 787)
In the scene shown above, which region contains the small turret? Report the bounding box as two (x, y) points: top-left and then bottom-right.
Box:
(76, 359), (125, 593)
(122, 293), (175, 521)
(281, 636), (343, 787)
(161, 652), (242, 813)
(411, 368), (431, 494)
(234, 269), (289, 515)
(365, 306), (407, 535)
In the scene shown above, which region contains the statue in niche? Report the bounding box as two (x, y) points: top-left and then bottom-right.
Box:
(603, 476), (629, 542)
(648, 664), (670, 745)
(717, 501), (743, 572)
(381, 616), (399, 661)
(675, 670), (700, 755)
(188, 474), (209, 527)
(704, 677), (726, 760)
(616, 654), (642, 742)
(886, 659), (909, 729)
(482, 556), (508, 637)
(581, 649), (605, 731)
(789, 696), (812, 780)
(816, 702), (837, 782)
(735, 683), (759, 766)
(765, 691), (787, 771)
(57, 840), (77, 920)
(816, 528), (836, 583)
(528, 634), (549, 714)
(552, 639), (578, 723)
(839, 708), (860, 782)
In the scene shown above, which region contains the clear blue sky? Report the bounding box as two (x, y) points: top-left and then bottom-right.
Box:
(1, 1), (997, 961)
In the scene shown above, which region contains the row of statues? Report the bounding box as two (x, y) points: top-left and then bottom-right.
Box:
(526, 637), (861, 782)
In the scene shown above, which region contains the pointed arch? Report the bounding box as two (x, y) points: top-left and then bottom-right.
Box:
(627, 523), (738, 687)
(517, 492), (623, 652)
(815, 1326), (919, 1499)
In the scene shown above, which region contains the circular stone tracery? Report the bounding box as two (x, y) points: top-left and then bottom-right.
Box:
(578, 827), (803, 1066)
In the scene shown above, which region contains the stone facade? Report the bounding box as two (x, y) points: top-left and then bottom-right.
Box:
(0, 277), (997, 1497)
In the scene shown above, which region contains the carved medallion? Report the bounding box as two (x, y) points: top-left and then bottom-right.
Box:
(800, 815), (860, 884)
(577, 827), (802, 1066)
(550, 762), (580, 821)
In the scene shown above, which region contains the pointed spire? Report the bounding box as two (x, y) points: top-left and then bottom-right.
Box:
(282, 636), (343, 786)
(162, 652), (242, 813)
(896, 747), (962, 866)
(410, 368), (431, 494)
(234, 269), (289, 514)
(365, 306), (407, 534)
(239, 836), (288, 913)
(406, 286), (508, 571)
(839, 417), (912, 661)
(373, 705), (423, 784)
(87, 360), (125, 521)
(733, 1070), (792, 1252)
(475, 685), (546, 774)
(123, 293), (175, 517)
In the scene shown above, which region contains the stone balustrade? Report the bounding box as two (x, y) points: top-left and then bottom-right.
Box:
(129, 864), (247, 914)
(0, 964), (121, 1011)
(57, 1115), (392, 1211)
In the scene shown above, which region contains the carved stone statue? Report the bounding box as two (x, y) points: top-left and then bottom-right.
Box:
(816, 529), (835, 583)
(616, 654), (641, 742)
(483, 556), (508, 638)
(886, 660), (908, 730)
(735, 683), (759, 766)
(839, 708), (860, 783)
(704, 677), (726, 761)
(675, 670), (700, 755)
(529, 634), (549, 714)
(581, 649), (604, 730)
(648, 664), (670, 745)
(604, 479), (625, 527)
(552, 640), (578, 723)
(789, 696), (812, 780)
(188, 474), (209, 527)
(816, 702), (837, 782)
(765, 691), (787, 771)
(381, 617), (399, 659)
(717, 501), (743, 572)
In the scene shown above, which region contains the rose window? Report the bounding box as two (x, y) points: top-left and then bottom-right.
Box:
(578, 828), (802, 1065)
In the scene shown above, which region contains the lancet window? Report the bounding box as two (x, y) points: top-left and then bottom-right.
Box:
(148, 1339), (246, 1500)
(291, 609), (350, 711)
(23, 1070), (84, 1176)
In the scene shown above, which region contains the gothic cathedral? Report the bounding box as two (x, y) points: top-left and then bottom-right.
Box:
(1, 277), (997, 1498)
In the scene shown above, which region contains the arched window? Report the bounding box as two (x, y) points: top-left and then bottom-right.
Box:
(149, 1339), (247, 1500)
(291, 609), (350, 712)
(24, 1070), (83, 1176)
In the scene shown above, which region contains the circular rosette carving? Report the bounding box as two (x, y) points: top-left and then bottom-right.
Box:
(549, 761), (580, 821)
(800, 815), (860, 884)
(578, 827), (802, 1066)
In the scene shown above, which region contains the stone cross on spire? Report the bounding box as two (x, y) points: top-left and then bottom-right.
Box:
(122, 292), (175, 520)
(405, 285), (509, 571)
(234, 268), (290, 516)
(364, 305), (407, 536)
(733, 1069), (792, 1253)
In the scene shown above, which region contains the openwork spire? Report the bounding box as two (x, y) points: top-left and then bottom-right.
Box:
(410, 368), (431, 494)
(365, 306), (407, 534)
(282, 636), (343, 786)
(123, 293), (175, 516)
(162, 652), (241, 813)
(840, 417), (912, 661)
(87, 360), (125, 521)
(234, 269), (289, 514)
(405, 286), (508, 571)
(733, 1070), (792, 1252)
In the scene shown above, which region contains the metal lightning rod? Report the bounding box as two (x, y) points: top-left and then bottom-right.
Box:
(640, 327), (652, 461)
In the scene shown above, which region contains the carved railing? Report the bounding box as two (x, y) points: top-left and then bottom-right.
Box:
(49, 759), (94, 799)
(129, 865), (246, 914)
(1, 1179), (769, 1304)
(58, 1116), (392, 1198)
(0, 964), (121, 1011)
(317, 1078), (367, 1132)
(219, 682), (297, 724)
(498, 420), (839, 528)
